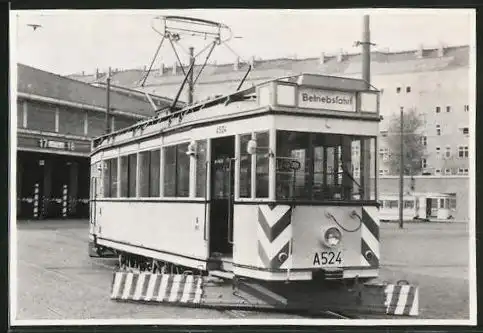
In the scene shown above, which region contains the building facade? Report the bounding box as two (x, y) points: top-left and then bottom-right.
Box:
(69, 44), (471, 221)
(16, 64), (179, 219)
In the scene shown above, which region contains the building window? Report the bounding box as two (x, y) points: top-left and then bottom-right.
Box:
(436, 125), (441, 136)
(458, 146), (469, 158)
(396, 87), (401, 93)
(239, 134), (252, 198)
(406, 86), (411, 93)
(380, 130), (388, 137)
(139, 149), (161, 197)
(196, 140), (208, 198)
(462, 127), (469, 135)
(446, 106), (451, 113)
(255, 131), (269, 198)
(445, 146), (451, 158)
(464, 104), (469, 112)
(436, 106), (441, 113)
(421, 158), (427, 169)
(102, 158), (118, 198)
(444, 168), (451, 175)
(164, 143), (190, 197)
(435, 169), (441, 175)
(379, 147), (389, 161)
(120, 154), (137, 197)
(435, 146), (441, 156)
(421, 136), (427, 146)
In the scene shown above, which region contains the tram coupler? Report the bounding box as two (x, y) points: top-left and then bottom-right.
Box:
(109, 270), (419, 317)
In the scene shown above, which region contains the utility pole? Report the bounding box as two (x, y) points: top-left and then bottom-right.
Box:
(188, 46), (195, 104)
(362, 15), (371, 89)
(399, 106), (404, 229)
(105, 67), (111, 134)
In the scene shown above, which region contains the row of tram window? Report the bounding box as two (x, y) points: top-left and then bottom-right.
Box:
(97, 130), (377, 202)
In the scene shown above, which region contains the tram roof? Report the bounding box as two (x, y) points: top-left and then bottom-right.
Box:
(91, 73), (379, 149)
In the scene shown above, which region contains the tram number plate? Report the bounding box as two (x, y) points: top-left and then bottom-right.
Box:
(313, 251), (342, 266)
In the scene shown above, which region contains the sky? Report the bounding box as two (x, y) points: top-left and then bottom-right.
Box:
(11, 8), (475, 76)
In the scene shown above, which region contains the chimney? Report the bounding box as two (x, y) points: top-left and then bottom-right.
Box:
(233, 57), (239, 71)
(172, 61), (177, 75)
(437, 43), (445, 57)
(160, 63), (165, 75)
(337, 49), (345, 62)
(319, 52), (326, 65)
(95, 68), (99, 80)
(416, 44), (424, 58)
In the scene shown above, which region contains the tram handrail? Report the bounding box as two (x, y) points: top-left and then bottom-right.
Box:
(227, 158), (235, 245)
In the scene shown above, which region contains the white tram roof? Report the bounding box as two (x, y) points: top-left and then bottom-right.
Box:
(91, 73), (380, 155)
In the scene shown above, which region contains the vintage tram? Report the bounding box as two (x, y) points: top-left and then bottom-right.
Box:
(88, 73), (419, 317)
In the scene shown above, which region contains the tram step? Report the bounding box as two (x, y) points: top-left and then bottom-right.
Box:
(209, 270), (234, 280)
(220, 260), (233, 272)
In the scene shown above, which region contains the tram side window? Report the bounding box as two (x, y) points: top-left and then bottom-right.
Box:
(139, 149), (161, 197)
(196, 140), (208, 198)
(164, 146), (176, 197)
(164, 143), (190, 197)
(102, 158), (118, 198)
(404, 200), (414, 209)
(239, 134), (252, 198)
(255, 131), (269, 198)
(120, 154), (137, 197)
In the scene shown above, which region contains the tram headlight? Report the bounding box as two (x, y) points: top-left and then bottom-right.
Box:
(321, 227), (342, 248)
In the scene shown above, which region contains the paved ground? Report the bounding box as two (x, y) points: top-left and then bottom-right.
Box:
(378, 222), (471, 319)
(14, 219), (471, 321)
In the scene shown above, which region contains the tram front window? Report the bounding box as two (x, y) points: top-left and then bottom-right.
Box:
(276, 130), (376, 202)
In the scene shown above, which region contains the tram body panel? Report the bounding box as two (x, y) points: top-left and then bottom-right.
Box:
(273, 114), (379, 137)
(94, 201), (209, 263)
(290, 206), (370, 270)
(232, 204), (260, 268)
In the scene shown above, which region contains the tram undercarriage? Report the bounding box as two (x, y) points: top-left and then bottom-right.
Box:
(89, 242), (418, 318)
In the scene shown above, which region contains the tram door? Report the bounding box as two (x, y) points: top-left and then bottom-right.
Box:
(209, 136), (235, 257)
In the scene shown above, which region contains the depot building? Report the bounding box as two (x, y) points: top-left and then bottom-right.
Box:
(15, 64), (181, 219)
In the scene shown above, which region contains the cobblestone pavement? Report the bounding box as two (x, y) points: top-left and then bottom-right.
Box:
(13, 219), (471, 321)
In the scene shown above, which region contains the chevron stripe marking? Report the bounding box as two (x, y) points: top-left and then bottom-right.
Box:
(362, 208), (379, 240)
(361, 223), (380, 259)
(193, 277), (203, 303)
(111, 272), (123, 299)
(121, 272), (134, 299)
(145, 274), (159, 301)
(180, 275), (194, 303)
(258, 240), (290, 269)
(258, 205), (292, 242)
(386, 285), (402, 314)
(394, 285), (410, 315)
(402, 286), (416, 316)
(133, 273), (147, 300)
(409, 287), (419, 316)
(384, 284), (394, 312)
(157, 274), (169, 301)
(169, 274), (183, 302)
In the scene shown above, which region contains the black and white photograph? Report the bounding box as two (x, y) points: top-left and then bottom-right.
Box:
(9, 8), (476, 326)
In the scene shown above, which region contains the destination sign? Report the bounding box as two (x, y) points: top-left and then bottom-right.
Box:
(298, 88), (356, 112)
